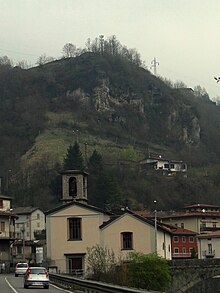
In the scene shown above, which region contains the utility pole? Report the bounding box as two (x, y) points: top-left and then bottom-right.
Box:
(153, 200), (157, 254)
(21, 224), (25, 261)
(150, 57), (159, 75)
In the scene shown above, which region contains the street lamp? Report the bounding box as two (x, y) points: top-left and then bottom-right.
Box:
(153, 200), (157, 254)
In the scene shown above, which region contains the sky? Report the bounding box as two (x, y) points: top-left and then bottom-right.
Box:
(1, 0), (220, 99)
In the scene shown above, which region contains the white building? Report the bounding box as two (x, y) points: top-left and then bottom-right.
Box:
(198, 230), (220, 259)
(13, 207), (45, 241)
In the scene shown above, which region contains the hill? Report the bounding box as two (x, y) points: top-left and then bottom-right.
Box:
(1, 52), (220, 211)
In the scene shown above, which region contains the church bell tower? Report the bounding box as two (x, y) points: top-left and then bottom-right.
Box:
(61, 170), (88, 204)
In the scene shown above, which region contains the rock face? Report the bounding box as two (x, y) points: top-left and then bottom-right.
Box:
(67, 78), (201, 146)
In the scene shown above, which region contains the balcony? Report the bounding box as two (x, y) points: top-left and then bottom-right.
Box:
(0, 231), (16, 239)
(202, 250), (215, 258)
(200, 227), (220, 233)
(172, 253), (192, 258)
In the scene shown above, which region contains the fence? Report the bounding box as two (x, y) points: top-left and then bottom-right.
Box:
(49, 273), (161, 293)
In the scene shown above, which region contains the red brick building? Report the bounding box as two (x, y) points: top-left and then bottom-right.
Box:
(161, 223), (198, 259)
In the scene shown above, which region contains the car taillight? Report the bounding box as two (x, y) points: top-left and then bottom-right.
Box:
(27, 269), (31, 279)
(45, 269), (49, 279)
(15, 264), (18, 268)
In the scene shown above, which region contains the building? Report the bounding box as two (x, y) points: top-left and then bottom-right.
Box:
(11, 239), (46, 265)
(0, 192), (17, 272)
(161, 223), (198, 259)
(46, 170), (172, 275)
(197, 231), (220, 259)
(139, 154), (187, 176)
(13, 206), (45, 241)
(161, 204), (220, 234)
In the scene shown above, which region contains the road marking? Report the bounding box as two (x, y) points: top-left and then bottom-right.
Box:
(5, 277), (18, 293)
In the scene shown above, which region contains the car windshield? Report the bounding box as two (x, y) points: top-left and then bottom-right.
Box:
(30, 268), (46, 274)
(17, 264), (28, 268)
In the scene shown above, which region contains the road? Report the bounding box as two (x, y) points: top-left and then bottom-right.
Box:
(0, 274), (72, 293)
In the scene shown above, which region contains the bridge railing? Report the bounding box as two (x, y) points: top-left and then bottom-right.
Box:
(49, 273), (161, 293)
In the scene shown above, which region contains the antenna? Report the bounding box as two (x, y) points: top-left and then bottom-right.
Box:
(150, 57), (159, 75)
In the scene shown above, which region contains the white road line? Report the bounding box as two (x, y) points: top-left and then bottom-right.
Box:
(5, 277), (18, 293)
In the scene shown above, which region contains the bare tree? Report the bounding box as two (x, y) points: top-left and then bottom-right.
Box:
(36, 54), (54, 66)
(16, 60), (32, 69)
(0, 55), (13, 67)
(62, 43), (76, 58)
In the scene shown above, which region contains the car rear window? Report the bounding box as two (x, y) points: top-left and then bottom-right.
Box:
(30, 268), (46, 274)
(17, 264), (28, 268)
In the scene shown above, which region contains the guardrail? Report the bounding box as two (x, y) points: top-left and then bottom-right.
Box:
(49, 273), (161, 293)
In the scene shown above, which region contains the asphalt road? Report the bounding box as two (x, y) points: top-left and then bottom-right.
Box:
(0, 274), (72, 293)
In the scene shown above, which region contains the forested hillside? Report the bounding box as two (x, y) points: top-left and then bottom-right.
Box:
(1, 43), (220, 212)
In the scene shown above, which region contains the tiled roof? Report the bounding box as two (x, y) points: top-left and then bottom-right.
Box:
(160, 223), (197, 235)
(198, 230), (220, 238)
(46, 201), (113, 216)
(161, 212), (220, 219)
(183, 203), (220, 209)
(12, 206), (41, 214)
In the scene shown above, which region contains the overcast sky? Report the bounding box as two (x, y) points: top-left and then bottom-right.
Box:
(1, 0), (220, 99)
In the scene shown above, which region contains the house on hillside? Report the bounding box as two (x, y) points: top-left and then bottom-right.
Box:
(0, 182), (17, 272)
(139, 154), (187, 177)
(161, 204), (220, 235)
(46, 170), (172, 275)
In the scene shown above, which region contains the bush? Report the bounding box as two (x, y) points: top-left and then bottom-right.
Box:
(127, 252), (171, 291)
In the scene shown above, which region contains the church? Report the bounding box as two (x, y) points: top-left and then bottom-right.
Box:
(46, 170), (172, 275)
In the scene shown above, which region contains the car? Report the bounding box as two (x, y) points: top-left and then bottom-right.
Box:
(15, 262), (29, 277)
(23, 267), (49, 289)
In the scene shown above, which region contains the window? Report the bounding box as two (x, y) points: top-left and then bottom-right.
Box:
(182, 236), (186, 242)
(189, 236), (194, 243)
(0, 221), (5, 232)
(173, 236), (179, 242)
(17, 246), (22, 254)
(164, 163), (169, 169)
(68, 218), (82, 240)
(181, 223), (184, 229)
(170, 163), (175, 169)
(121, 232), (133, 250)
(182, 247), (186, 254)
(37, 222), (40, 228)
(69, 177), (77, 197)
(0, 199), (3, 209)
(213, 223), (217, 228)
(37, 213), (40, 220)
(174, 247), (179, 254)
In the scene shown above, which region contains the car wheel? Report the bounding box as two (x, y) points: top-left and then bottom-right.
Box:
(15, 274), (18, 277)
(44, 285), (49, 289)
(24, 284), (28, 289)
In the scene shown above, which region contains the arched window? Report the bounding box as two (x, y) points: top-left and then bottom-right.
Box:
(69, 177), (77, 197)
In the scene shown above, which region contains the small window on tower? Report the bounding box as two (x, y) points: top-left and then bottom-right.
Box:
(69, 177), (77, 198)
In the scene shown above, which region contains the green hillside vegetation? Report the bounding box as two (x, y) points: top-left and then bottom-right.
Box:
(1, 36), (220, 211)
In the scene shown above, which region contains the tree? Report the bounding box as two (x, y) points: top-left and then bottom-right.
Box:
(63, 142), (84, 170)
(86, 245), (119, 281)
(127, 252), (171, 291)
(62, 43), (77, 58)
(88, 150), (103, 173)
(0, 55), (13, 67)
(36, 54), (54, 66)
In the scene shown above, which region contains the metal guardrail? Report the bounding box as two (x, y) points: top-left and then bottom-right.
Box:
(49, 273), (161, 293)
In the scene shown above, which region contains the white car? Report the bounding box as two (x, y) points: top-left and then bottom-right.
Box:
(15, 262), (29, 277)
(24, 267), (49, 289)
